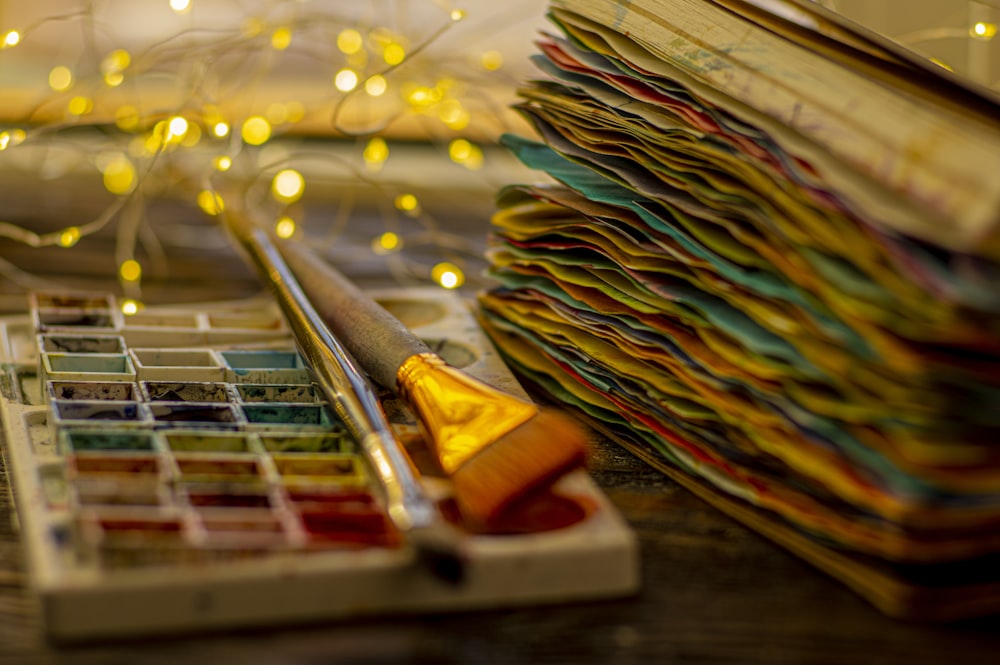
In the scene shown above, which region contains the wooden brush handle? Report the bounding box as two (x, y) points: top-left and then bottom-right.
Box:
(276, 239), (431, 391)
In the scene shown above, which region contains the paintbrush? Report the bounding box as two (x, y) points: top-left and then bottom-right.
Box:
(271, 231), (591, 531)
(222, 212), (465, 583)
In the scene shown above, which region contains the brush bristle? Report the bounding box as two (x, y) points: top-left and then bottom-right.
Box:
(450, 409), (590, 529)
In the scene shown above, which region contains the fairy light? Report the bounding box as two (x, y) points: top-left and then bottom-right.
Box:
(167, 116), (189, 140)
(271, 27), (293, 50)
(285, 102), (305, 122)
(372, 232), (401, 254)
(102, 155), (137, 195)
(432, 262), (464, 289)
(241, 116), (271, 145)
(450, 9), (466, 22)
(334, 68), (359, 92)
(365, 75), (387, 96)
(213, 155), (232, 171)
(363, 136), (389, 171)
(394, 193), (419, 214)
(67, 96), (93, 116)
(481, 50), (503, 71)
(383, 42), (406, 66)
(448, 138), (482, 169)
(121, 299), (141, 316)
(438, 99), (469, 130)
(58, 227), (81, 248)
(0, 133), (10, 151)
(272, 169), (304, 203)
(48, 66), (73, 92)
(275, 216), (296, 238)
(971, 21), (997, 40)
(337, 28), (363, 54)
(119, 259), (142, 282)
(169, 0), (192, 15)
(212, 121), (230, 138)
(197, 190), (225, 215)
(2, 30), (20, 48)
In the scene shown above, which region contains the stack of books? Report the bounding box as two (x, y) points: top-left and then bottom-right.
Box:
(479, 0), (1000, 620)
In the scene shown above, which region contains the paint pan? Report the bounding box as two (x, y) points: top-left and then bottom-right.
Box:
(258, 431), (352, 454)
(59, 428), (158, 455)
(235, 383), (318, 403)
(291, 488), (398, 548)
(183, 485), (273, 509)
(69, 453), (162, 478)
(39, 334), (125, 354)
(163, 430), (255, 454)
(122, 310), (204, 347)
(240, 403), (337, 428)
(51, 400), (147, 430)
(77, 511), (190, 568)
(142, 381), (232, 402)
(195, 509), (291, 551)
(34, 309), (115, 332)
(220, 350), (310, 384)
(148, 402), (241, 428)
(270, 453), (366, 487)
(47, 380), (138, 402)
(31, 293), (114, 310)
(130, 348), (225, 382)
(42, 353), (135, 382)
(173, 455), (265, 485)
(72, 476), (169, 508)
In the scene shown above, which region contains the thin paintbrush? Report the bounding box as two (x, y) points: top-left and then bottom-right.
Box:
(272, 233), (590, 530)
(223, 212), (465, 582)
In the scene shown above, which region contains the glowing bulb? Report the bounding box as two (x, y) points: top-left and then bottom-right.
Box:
(2, 30), (20, 48)
(58, 227), (81, 248)
(170, 0), (192, 14)
(365, 75), (387, 96)
(275, 216), (296, 238)
(167, 115), (188, 139)
(212, 121), (230, 137)
(449, 139), (472, 162)
(271, 169), (304, 203)
(102, 155), (137, 195)
(49, 66), (73, 92)
(285, 101), (305, 122)
(335, 68), (359, 92)
(372, 232), (401, 254)
(241, 116), (271, 145)
(115, 106), (140, 131)
(363, 137), (389, 169)
(104, 71), (125, 87)
(438, 100), (469, 130)
(450, 9), (466, 22)
(213, 155), (232, 171)
(432, 262), (464, 289)
(121, 299), (141, 316)
(197, 190), (224, 215)
(383, 43), (405, 65)
(0, 134), (9, 151)
(119, 259), (142, 282)
(337, 28), (363, 54)
(481, 50), (503, 71)
(266, 102), (288, 124)
(103, 49), (131, 73)
(394, 193), (418, 212)
(271, 27), (293, 50)
(68, 96), (93, 116)
(971, 22), (997, 39)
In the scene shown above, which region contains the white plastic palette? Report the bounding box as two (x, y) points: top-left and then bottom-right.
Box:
(0, 289), (638, 641)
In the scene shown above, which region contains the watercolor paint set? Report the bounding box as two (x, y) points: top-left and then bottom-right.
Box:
(0, 288), (638, 641)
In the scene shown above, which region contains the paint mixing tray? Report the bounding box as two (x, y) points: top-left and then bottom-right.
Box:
(0, 289), (638, 641)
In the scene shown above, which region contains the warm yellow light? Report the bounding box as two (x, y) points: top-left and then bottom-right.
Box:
(58, 227), (81, 248)
(285, 101), (305, 122)
(449, 139), (472, 162)
(241, 17), (264, 37)
(931, 58), (954, 72)
(372, 232), (401, 254)
(103, 49), (131, 73)
(68, 96), (93, 116)
(213, 155), (232, 171)
(0, 133), (9, 151)
(271, 27), (293, 50)
(2, 30), (20, 48)
(394, 193), (418, 212)
(121, 299), (141, 316)
(481, 50), (503, 71)
(102, 155), (137, 195)
(212, 121), (230, 138)
(11, 129), (25, 145)
(49, 66), (73, 92)
(365, 75), (387, 97)
(272, 169), (305, 203)
(275, 216), (296, 238)
(167, 115), (188, 140)
(432, 262), (464, 289)
(438, 100), (469, 130)
(383, 43), (405, 66)
(169, 0), (192, 14)
(337, 28), (363, 54)
(197, 190), (225, 215)
(971, 21), (998, 40)
(363, 137), (389, 168)
(335, 68), (359, 92)
(115, 105), (140, 131)
(119, 259), (142, 282)
(450, 9), (467, 22)
(241, 116), (271, 145)
(266, 102), (288, 124)
(104, 71), (125, 87)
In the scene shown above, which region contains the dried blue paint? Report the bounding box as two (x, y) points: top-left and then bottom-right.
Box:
(52, 400), (145, 423)
(241, 403), (336, 427)
(148, 402), (240, 426)
(142, 381), (231, 402)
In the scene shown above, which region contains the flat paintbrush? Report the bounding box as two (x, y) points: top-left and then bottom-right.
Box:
(223, 212), (465, 582)
(272, 234), (590, 530)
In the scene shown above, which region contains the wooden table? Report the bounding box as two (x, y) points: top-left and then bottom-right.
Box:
(1, 197), (999, 664)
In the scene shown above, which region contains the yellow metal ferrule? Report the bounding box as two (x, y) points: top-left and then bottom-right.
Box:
(396, 352), (539, 474)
